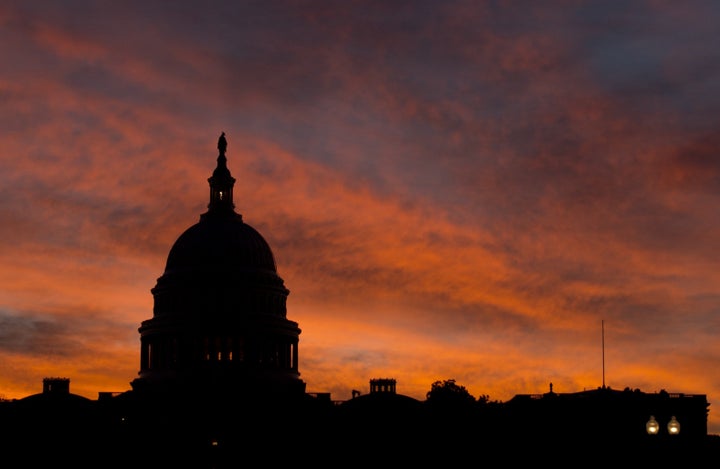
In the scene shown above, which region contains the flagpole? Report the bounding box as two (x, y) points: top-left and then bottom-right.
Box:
(602, 319), (605, 389)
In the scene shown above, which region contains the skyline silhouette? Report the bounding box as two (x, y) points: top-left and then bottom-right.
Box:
(2, 1), (720, 437)
(1, 133), (718, 465)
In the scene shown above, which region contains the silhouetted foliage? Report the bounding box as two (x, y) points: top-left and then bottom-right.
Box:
(426, 379), (476, 407)
(477, 393), (500, 407)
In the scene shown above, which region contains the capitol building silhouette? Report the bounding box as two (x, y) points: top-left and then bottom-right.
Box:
(1, 133), (716, 467)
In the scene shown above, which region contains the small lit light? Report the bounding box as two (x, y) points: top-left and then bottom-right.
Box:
(211, 439), (219, 447)
(667, 416), (681, 435)
(219, 191), (223, 200)
(646, 415), (660, 435)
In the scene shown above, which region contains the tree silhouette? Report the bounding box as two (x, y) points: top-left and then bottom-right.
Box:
(426, 379), (476, 407)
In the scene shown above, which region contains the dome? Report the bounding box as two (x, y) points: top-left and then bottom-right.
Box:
(148, 132), (290, 320)
(151, 210), (289, 320)
(164, 213), (278, 276)
(135, 133), (304, 400)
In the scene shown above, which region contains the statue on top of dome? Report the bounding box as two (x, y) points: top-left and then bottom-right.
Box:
(218, 131), (227, 155)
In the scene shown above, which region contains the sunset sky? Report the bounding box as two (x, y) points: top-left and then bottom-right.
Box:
(2, 1), (720, 433)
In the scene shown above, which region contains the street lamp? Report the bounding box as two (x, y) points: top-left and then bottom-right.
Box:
(646, 415), (660, 435)
(667, 416), (681, 435)
(647, 415), (681, 435)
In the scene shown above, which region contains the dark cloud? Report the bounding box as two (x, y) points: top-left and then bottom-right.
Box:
(0, 310), (71, 356)
(662, 131), (720, 193)
(0, 308), (135, 358)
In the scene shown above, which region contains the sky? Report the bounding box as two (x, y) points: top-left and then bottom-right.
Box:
(2, 0), (720, 434)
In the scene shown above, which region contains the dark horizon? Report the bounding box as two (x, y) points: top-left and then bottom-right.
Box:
(1, 376), (717, 466)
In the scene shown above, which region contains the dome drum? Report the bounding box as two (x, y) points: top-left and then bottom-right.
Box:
(152, 276), (289, 319)
(136, 317), (302, 394)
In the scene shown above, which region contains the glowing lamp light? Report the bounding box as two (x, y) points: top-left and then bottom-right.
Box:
(667, 416), (681, 435)
(646, 415), (660, 435)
